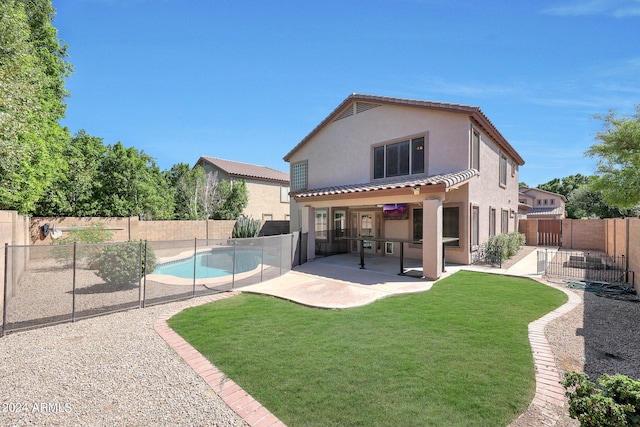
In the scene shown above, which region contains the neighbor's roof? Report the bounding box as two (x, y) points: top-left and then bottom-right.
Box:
(283, 93), (525, 165)
(520, 187), (567, 202)
(526, 206), (565, 217)
(198, 156), (289, 183)
(292, 169), (478, 199)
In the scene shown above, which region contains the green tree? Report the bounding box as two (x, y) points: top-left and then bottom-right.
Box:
(537, 174), (590, 199)
(214, 180), (249, 220)
(586, 106), (640, 209)
(95, 142), (174, 219)
(0, 0), (71, 214)
(35, 130), (107, 216)
(566, 185), (638, 219)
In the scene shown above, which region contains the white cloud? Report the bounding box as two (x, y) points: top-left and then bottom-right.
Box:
(543, 0), (640, 17)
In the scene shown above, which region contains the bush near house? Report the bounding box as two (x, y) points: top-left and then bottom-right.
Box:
(482, 231), (526, 262)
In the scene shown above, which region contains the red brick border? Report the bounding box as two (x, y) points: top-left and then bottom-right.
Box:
(153, 292), (286, 427)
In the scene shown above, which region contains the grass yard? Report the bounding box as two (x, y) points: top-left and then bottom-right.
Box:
(168, 270), (566, 426)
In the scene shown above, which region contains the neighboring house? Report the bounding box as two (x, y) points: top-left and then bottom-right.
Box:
(518, 187), (566, 219)
(283, 94), (525, 280)
(196, 156), (290, 221)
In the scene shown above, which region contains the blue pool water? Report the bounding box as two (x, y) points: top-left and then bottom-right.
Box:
(152, 249), (262, 279)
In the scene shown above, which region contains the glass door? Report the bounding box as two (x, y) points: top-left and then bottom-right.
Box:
(351, 212), (376, 253)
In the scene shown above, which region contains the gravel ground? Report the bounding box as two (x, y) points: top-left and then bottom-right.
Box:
(0, 297), (248, 427)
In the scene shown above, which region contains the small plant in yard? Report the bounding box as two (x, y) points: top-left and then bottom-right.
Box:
(50, 224), (113, 267)
(232, 216), (261, 238)
(93, 241), (157, 288)
(562, 371), (640, 426)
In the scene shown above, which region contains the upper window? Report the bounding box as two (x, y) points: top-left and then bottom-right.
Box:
(499, 154), (507, 187)
(471, 130), (480, 170)
(291, 161), (307, 190)
(374, 137), (425, 179)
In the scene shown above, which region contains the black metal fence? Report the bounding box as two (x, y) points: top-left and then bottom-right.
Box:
(471, 243), (504, 268)
(537, 250), (634, 285)
(2, 234), (295, 336)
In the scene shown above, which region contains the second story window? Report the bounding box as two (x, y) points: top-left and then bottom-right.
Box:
(471, 130), (480, 170)
(499, 154), (507, 187)
(291, 161), (307, 190)
(374, 137), (425, 179)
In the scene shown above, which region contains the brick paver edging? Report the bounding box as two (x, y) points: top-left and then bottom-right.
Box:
(510, 278), (582, 426)
(153, 291), (286, 427)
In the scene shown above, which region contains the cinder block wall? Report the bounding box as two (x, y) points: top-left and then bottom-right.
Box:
(628, 218), (640, 288)
(29, 217), (238, 245)
(0, 211), (30, 314)
(562, 219), (606, 251)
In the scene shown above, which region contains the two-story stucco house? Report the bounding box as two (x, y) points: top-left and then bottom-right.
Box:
(196, 156), (290, 221)
(518, 187), (566, 219)
(283, 94), (525, 280)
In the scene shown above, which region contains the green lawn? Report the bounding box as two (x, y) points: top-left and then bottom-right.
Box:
(168, 270), (566, 427)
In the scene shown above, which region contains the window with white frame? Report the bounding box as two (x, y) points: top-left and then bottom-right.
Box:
(315, 209), (327, 240)
(291, 161), (307, 190)
(374, 137), (425, 179)
(280, 186), (290, 203)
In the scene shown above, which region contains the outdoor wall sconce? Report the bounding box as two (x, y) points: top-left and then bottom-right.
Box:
(412, 187), (420, 195)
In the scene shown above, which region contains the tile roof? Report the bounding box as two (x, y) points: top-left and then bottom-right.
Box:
(199, 156), (289, 183)
(283, 93), (524, 166)
(526, 206), (565, 216)
(292, 169), (478, 199)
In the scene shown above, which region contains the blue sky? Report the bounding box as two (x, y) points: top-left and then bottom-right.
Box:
(54, 0), (640, 187)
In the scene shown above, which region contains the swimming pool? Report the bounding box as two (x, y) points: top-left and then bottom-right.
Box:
(152, 248), (263, 279)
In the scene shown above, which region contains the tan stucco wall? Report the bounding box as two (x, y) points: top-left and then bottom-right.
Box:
(291, 105), (474, 189)
(243, 179), (290, 221)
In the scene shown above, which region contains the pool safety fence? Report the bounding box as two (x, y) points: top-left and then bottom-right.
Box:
(2, 234), (295, 336)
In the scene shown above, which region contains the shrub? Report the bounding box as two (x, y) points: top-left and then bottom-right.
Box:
(50, 224), (113, 267)
(480, 231), (525, 262)
(562, 371), (640, 427)
(93, 241), (157, 288)
(232, 216), (261, 238)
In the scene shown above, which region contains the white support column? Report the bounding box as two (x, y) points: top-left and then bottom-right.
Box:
(303, 206), (315, 261)
(422, 198), (443, 280)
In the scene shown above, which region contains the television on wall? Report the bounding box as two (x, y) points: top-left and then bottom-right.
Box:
(382, 204), (409, 220)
